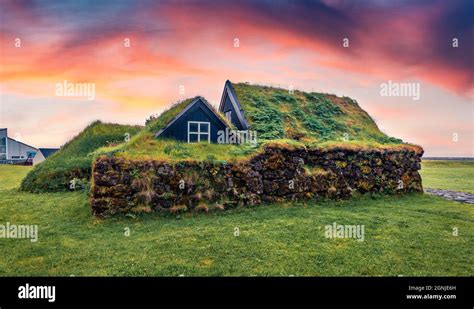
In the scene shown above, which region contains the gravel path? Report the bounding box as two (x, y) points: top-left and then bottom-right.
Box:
(425, 188), (474, 204)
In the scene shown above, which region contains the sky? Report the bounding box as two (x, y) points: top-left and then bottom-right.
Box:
(0, 0), (472, 157)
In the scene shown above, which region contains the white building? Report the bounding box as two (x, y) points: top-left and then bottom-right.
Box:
(0, 128), (38, 164)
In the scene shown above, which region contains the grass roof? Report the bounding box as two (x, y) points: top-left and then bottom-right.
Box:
(145, 97), (197, 133)
(98, 83), (419, 163)
(95, 131), (258, 162)
(230, 82), (403, 144)
(96, 132), (422, 164)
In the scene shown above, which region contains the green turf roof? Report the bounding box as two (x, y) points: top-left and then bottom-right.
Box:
(90, 82), (421, 164)
(229, 81), (403, 144)
(145, 97), (198, 133)
(98, 82), (417, 163)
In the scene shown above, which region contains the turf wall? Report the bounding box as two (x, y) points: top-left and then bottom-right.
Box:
(91, 145), (423, 216)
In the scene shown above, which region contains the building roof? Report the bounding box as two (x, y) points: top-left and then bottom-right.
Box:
(7, 137), (38, 150)
(1, 128), (38, 149)
(219, 80), (249, 130)
(39, 148), (59, 158)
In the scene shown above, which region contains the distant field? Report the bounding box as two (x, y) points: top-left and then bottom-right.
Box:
(421, 160), (474, 193)
(0, 165), (32, 190)
(0, 162), (472, 276)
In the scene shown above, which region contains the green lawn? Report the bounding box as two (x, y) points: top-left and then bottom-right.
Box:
(421, 160), (474, 193)
(0, 163), (472, 276)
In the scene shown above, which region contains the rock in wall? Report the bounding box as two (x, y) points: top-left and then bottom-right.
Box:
(90, 145), (423, 217)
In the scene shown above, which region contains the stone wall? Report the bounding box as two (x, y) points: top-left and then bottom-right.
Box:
(90, 145), (423, 217)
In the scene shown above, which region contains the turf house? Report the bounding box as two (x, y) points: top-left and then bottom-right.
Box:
(20, 80), (424, 217)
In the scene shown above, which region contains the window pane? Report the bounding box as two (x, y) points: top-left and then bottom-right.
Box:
(199, 133), (209, 142)
(189, 134), (199, 142)
(200, 123), (209, 133)
(0, 146), (6, 153)
(189, 122), (198, 132)
(0, 138), (5, 146)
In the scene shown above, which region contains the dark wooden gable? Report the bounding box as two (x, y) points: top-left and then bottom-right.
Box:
(219, 80), (249, 130)
(156, 97), (229, 143)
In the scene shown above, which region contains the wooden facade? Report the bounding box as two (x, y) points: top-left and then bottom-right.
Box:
(155, 97), (229, 143)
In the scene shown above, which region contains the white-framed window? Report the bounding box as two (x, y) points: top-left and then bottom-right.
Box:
(225, 111), (232, 122)
(188, 121), (210, 143)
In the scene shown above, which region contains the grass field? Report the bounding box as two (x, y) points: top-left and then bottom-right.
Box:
(0, 162), (472, 276)
(420, 160), (474, 193)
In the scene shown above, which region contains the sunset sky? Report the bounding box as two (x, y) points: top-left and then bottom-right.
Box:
(0, 0), (472, 157)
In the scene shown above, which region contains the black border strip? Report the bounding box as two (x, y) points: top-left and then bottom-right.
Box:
(0, 277), (472, 307)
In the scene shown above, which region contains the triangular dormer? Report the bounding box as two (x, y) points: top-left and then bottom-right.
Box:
(218, 80), (249, 130)
(155, 97), (229, 143)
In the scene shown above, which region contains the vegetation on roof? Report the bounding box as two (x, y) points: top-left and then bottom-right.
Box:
(20, 121), (142, 192)
(145, 97), (197, 133)
(96, 84), (416, 163)
(95, 130), (258, 162)
(95, 133), (421, 165)
(231, 82), (403, 144)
